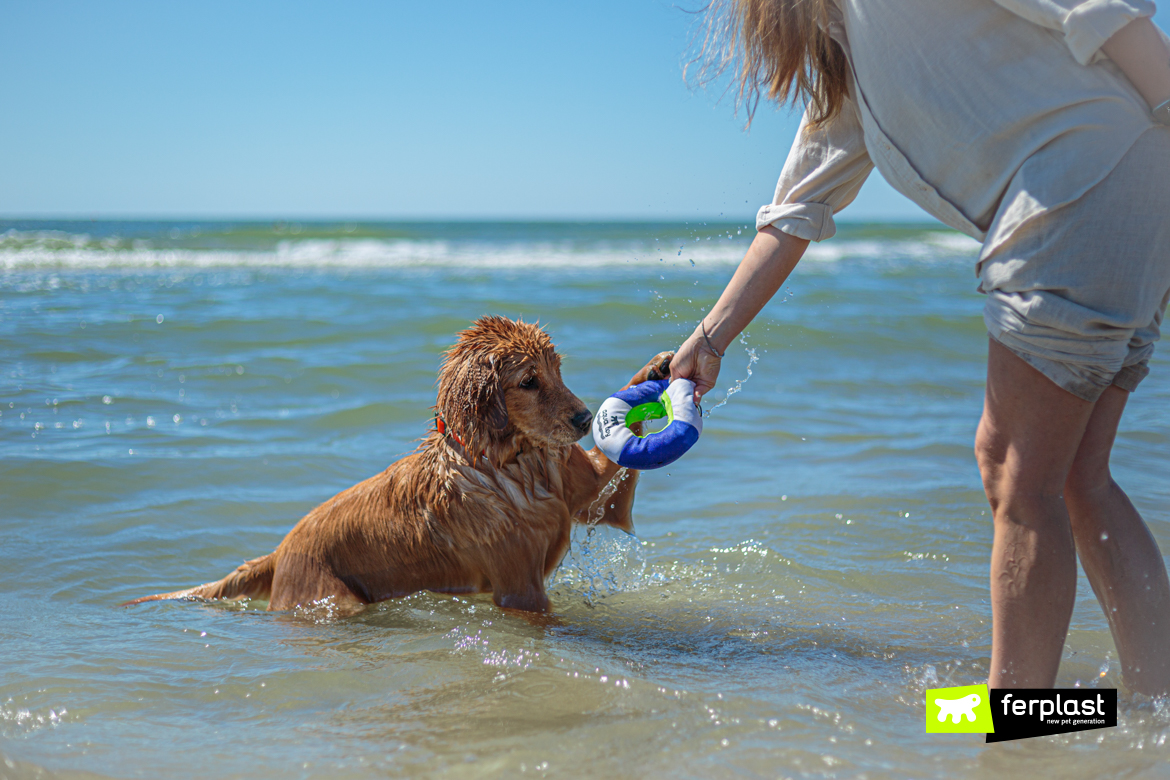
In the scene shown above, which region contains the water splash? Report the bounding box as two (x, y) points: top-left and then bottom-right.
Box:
(586, 467), (630, 526)
(551, 468), (662, 604)
(553, 525), (654, 606)
(703, 333), (758, 418)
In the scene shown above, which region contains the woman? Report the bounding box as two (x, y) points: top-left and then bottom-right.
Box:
(672, 0), (1170, 693)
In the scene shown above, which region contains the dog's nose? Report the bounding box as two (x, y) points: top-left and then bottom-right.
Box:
(571, 409), (593, 433)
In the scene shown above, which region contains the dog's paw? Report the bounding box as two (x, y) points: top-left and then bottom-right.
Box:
(630, 351), (674, 386)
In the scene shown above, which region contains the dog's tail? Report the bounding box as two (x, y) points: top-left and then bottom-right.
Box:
(121, 553), (277, 606)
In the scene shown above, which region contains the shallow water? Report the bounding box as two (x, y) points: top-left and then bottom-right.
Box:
(2, 220), (1169, 779)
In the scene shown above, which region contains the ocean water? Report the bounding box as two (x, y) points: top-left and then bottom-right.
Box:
(2, 220), (1169, 779)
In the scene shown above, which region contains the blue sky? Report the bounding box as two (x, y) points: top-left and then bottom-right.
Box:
(3, 1), (1166, 222)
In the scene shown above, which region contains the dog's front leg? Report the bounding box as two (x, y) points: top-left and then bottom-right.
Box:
(486, 547), (553, 614)
(624, 351), (673, 390)
(493, 582), (550, 613)
(567, 445), (638, 532)
(568, 351), (673, 531)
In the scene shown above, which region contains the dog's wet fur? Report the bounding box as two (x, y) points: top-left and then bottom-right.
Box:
(125, 316), (671, 614)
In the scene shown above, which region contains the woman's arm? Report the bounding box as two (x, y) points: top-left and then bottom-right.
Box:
(674, 91), (869, 403)
(670, 225), (809, 403)
(1102, 18), (1170, 108)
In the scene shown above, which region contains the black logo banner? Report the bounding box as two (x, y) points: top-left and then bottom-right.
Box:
(985, 689), (1117, 743)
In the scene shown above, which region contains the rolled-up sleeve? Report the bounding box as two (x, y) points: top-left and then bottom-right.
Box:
(756, 98), (872, 242)
(992, 0), (1157, 64)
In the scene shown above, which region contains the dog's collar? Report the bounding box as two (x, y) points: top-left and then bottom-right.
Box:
(434, 413), (468, 451)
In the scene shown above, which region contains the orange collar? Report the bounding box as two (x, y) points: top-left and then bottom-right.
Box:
(436, 414), (493, 464)
(435, 414), (466, 449)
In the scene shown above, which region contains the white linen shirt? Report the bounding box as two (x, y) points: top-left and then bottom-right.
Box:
(756, 0), (1162, 261)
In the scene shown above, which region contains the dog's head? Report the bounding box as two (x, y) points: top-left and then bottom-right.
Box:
(435, 316), (592, 459)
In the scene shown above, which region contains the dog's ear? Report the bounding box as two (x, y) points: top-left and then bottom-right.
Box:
(437, 349), (509, 455)
(475, 354), (509, 434)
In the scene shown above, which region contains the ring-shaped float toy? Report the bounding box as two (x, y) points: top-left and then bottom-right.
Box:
(592, 378), (703, 469)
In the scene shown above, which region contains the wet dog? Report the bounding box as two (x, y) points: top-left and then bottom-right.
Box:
(125, 316), (671, 614)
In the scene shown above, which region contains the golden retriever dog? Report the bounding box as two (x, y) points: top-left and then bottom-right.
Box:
(125, 316), (671, 614)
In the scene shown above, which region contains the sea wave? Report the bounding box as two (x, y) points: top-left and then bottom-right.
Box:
(0, 227), (981, 271)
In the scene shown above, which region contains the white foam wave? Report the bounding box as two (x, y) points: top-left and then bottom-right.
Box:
(0, 229), (980, 271)
(803, 231), (980, 263)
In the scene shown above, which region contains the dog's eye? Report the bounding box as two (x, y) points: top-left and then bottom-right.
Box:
(518, 376), (538, 390)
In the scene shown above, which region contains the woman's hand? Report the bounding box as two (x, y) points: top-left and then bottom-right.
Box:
(671, 325), (722, 405)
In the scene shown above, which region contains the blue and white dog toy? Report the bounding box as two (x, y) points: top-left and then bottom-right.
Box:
(592, 378), (703, 470)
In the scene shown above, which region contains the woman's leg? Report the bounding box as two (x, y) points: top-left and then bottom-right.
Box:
(1064, 385), (1170, 696)
(975, 339), (1095, 688)
(973, 129), (1170, 688)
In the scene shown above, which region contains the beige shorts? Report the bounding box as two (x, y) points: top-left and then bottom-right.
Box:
(979, 127), (1170, 403)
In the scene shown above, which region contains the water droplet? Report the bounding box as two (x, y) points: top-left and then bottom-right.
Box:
(156, 314), (164, 324)
(703, 333), (758, 418)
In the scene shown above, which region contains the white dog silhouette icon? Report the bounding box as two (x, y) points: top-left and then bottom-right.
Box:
(934, 693), (981, 723)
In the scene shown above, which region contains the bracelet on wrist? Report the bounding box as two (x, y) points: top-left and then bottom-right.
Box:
(699, 320), (725, 358)
(1154, 98), (1170, 127)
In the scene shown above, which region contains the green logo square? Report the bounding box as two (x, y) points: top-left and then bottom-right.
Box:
(925, 684), (995, 734)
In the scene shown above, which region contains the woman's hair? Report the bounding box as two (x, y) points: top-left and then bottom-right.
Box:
(688, 0), (849, 128)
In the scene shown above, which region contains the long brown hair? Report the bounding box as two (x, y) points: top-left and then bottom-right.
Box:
(688, 0), (849, 128)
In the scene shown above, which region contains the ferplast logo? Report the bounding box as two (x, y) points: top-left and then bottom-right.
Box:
(925, 684), (995, 734)
(925, 686), (1118, 741)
